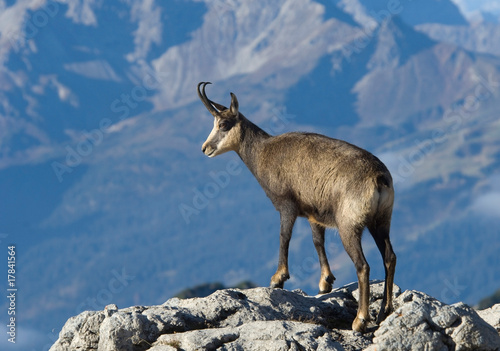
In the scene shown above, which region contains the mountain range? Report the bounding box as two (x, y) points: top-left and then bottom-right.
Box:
(0, 0), (499, 348)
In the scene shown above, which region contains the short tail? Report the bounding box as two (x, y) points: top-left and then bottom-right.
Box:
(376, 173), (394, 224)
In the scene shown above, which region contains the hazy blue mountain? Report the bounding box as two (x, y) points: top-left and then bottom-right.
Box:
(478, 287), (500, 309)
(0, 0), (499, 348)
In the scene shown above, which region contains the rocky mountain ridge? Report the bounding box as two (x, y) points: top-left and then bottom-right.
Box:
(49, 281), (500, 351)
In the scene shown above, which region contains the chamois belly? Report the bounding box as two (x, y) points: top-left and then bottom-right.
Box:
(290, 182), (340, 228)
(292, 175), (379, 229)
(296, 198), (338, 228)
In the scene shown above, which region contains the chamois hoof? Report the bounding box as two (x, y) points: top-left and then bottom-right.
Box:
(318, 274), (335, 294)
(270, 273), (290, 289)
(352, 316), (368, 333)
(318, 287), (332, 294)
(270, 281), (284, 289)
(376, 304), (394, 325)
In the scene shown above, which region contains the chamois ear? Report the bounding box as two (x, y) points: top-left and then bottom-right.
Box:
(230, 92), (239, 117)
(210, 100), (228, 112)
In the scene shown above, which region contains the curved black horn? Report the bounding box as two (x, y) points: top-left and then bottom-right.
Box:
(197, 82), (219, 117)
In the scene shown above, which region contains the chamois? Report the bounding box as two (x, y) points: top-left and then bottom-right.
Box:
(197, 82), (396, 332)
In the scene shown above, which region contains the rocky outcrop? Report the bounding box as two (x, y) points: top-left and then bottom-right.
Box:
(478, 304), (500, 334)
(365, 291), (500, 351)
(50, 281), (500, 351)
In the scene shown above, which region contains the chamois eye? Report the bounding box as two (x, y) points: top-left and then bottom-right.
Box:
(219, 121), (231, 131)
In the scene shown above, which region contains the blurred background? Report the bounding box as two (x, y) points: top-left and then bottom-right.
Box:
(0, 0), (499, 349)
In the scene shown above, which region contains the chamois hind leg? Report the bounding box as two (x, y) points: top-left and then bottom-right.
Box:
(309, 221), (335, 294)
(368, 222), (396, 324)
(270, 208), (297, 289)
(338, 224), (370, 333)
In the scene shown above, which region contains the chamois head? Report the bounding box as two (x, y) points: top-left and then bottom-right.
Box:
(198, 82), (241, 158)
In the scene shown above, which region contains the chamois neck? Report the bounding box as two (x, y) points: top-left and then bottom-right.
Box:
(237, 115), (270, 171)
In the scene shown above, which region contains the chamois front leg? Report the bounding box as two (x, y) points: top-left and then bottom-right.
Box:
(270, 209), (297, 289)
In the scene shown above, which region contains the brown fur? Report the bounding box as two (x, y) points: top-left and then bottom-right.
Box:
(198, 82), (397, 332)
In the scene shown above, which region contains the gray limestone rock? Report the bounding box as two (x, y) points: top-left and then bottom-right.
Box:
(478, 304), (500, 333)
(49, 282), (500, 351)
(154, 320), (345, 351)
(367, 290), (500, 351)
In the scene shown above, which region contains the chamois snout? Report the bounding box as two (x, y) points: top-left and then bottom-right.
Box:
(201, 138), (217, 157)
